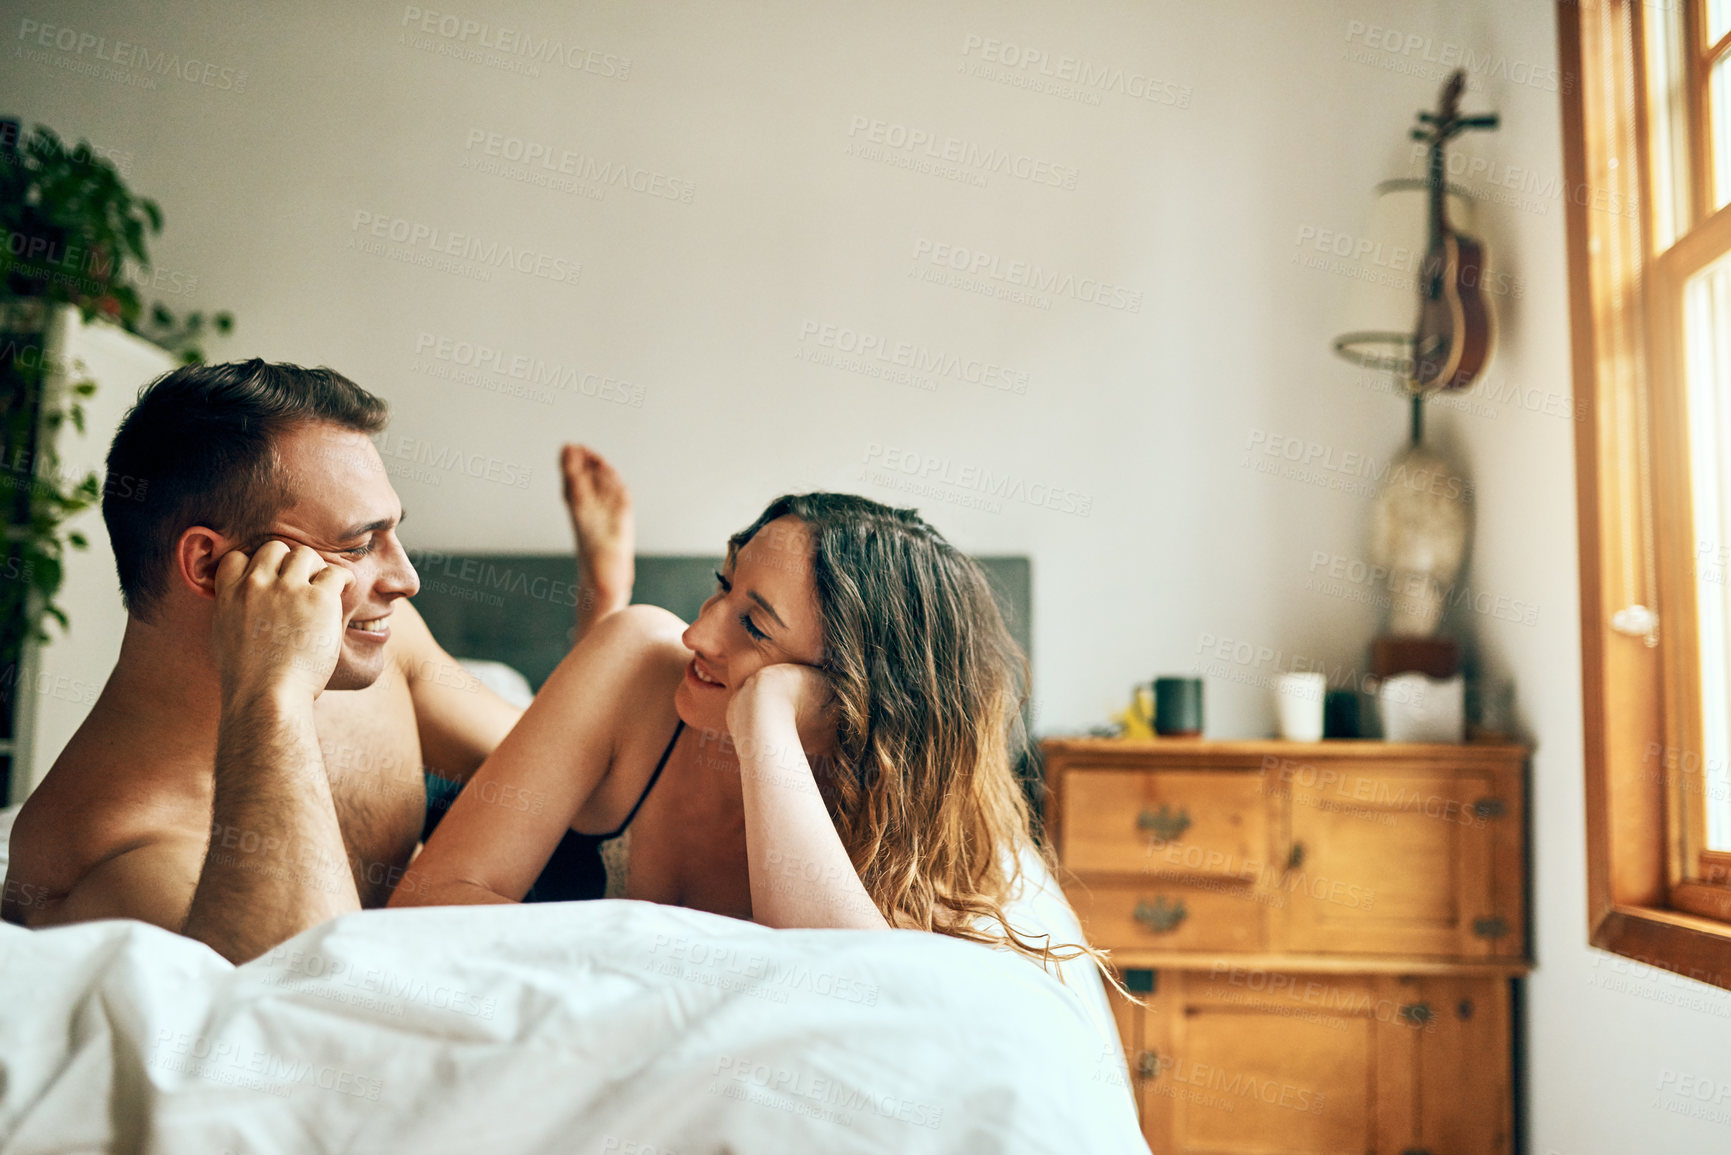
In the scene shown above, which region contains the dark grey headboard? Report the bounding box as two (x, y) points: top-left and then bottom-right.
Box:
(407, 551), (1031, 691)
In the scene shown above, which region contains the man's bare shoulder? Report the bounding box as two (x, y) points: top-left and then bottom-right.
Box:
(6, 701), (212, 924)
(378, 599), (479, 699)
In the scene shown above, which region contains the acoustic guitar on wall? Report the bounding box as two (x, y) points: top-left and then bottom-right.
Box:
(1409, 70), (1499, 393)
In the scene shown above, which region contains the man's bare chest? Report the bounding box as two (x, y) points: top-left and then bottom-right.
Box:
(313, 673), (424, 906)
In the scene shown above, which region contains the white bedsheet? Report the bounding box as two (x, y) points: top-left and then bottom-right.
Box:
(0, 810), (1143, 1154)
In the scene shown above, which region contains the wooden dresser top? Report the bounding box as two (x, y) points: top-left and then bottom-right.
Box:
(1041, 737), (1529, 767)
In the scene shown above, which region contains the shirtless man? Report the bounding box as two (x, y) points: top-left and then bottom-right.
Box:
(0, 359), (635, 963)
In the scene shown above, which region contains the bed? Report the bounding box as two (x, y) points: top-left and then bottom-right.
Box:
(0, 556), (1144, 1152)
(0, 808), (1141, 1153)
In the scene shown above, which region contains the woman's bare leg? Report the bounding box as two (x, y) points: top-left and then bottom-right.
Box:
(561, 444), (635, 641)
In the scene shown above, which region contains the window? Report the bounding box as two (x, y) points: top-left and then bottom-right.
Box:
(1568, 0), (1731, 985)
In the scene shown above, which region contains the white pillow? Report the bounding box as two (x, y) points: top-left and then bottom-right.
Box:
(0, 803), (17, 875)
(996, 845), (1128, 1077)
(456, 658), (536, 708)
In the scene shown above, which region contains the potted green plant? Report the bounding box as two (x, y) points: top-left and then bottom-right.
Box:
(0, 118), (233, 773)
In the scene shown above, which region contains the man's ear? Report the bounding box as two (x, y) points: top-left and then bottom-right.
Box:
(175, 527), (229, 601)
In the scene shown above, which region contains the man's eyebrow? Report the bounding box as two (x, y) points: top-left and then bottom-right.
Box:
(340, 509), (405, 539)
(747, 590), (786, 629)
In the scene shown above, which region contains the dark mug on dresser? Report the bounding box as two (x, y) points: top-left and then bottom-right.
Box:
(1152, 676), (1203, 737)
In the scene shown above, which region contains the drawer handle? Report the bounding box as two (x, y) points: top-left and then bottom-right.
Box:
(1133, 896), (1188, 934)
(1136, 804), (1192, 842)
(1399, 1002), (1432, 1026)
(1287, 840), (1306, 870)
(1134, 1050), (1160, 1080)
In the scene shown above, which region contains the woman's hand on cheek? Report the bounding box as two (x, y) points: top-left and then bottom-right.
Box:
(727, 664), (839, 758)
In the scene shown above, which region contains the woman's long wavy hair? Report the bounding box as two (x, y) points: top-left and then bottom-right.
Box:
(729, 493), (1106, 980)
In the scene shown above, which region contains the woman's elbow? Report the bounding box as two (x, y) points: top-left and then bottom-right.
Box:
(387, 869), (514, 908)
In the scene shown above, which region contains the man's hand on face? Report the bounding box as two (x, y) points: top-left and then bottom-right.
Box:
(213, 541), (354, 706)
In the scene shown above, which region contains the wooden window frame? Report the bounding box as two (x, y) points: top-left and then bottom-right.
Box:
(1652, 198), (1731, 922)
(1566, 0), (1731, 992)
(1686, 0), (1730, 216)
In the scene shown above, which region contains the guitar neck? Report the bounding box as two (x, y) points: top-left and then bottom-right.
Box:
(1428, 139), (1447, 247)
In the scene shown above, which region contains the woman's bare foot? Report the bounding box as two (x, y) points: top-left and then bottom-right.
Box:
(561, 444), (635, 639)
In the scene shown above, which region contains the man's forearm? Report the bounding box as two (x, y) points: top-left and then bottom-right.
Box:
(182, 690), (359, 963)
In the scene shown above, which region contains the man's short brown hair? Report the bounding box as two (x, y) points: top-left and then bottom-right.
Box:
(102, 359), (388, 618)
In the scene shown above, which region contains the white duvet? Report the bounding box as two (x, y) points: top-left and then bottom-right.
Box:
(0, 814), (1143, 1154)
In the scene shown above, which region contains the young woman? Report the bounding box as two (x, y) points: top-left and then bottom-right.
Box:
(392, 492), (1093, 972)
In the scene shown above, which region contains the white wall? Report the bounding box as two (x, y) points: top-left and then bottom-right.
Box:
(7, 0), (1730, 1149)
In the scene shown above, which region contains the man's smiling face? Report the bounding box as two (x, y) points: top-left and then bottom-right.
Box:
(259, 422), (420, 691)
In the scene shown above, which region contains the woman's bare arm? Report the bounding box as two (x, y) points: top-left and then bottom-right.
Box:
(390, 606), (687, 908)
(727, 665), (889, 931)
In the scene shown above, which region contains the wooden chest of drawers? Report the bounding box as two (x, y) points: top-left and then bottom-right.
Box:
(1045, 739), (1530, 1155)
